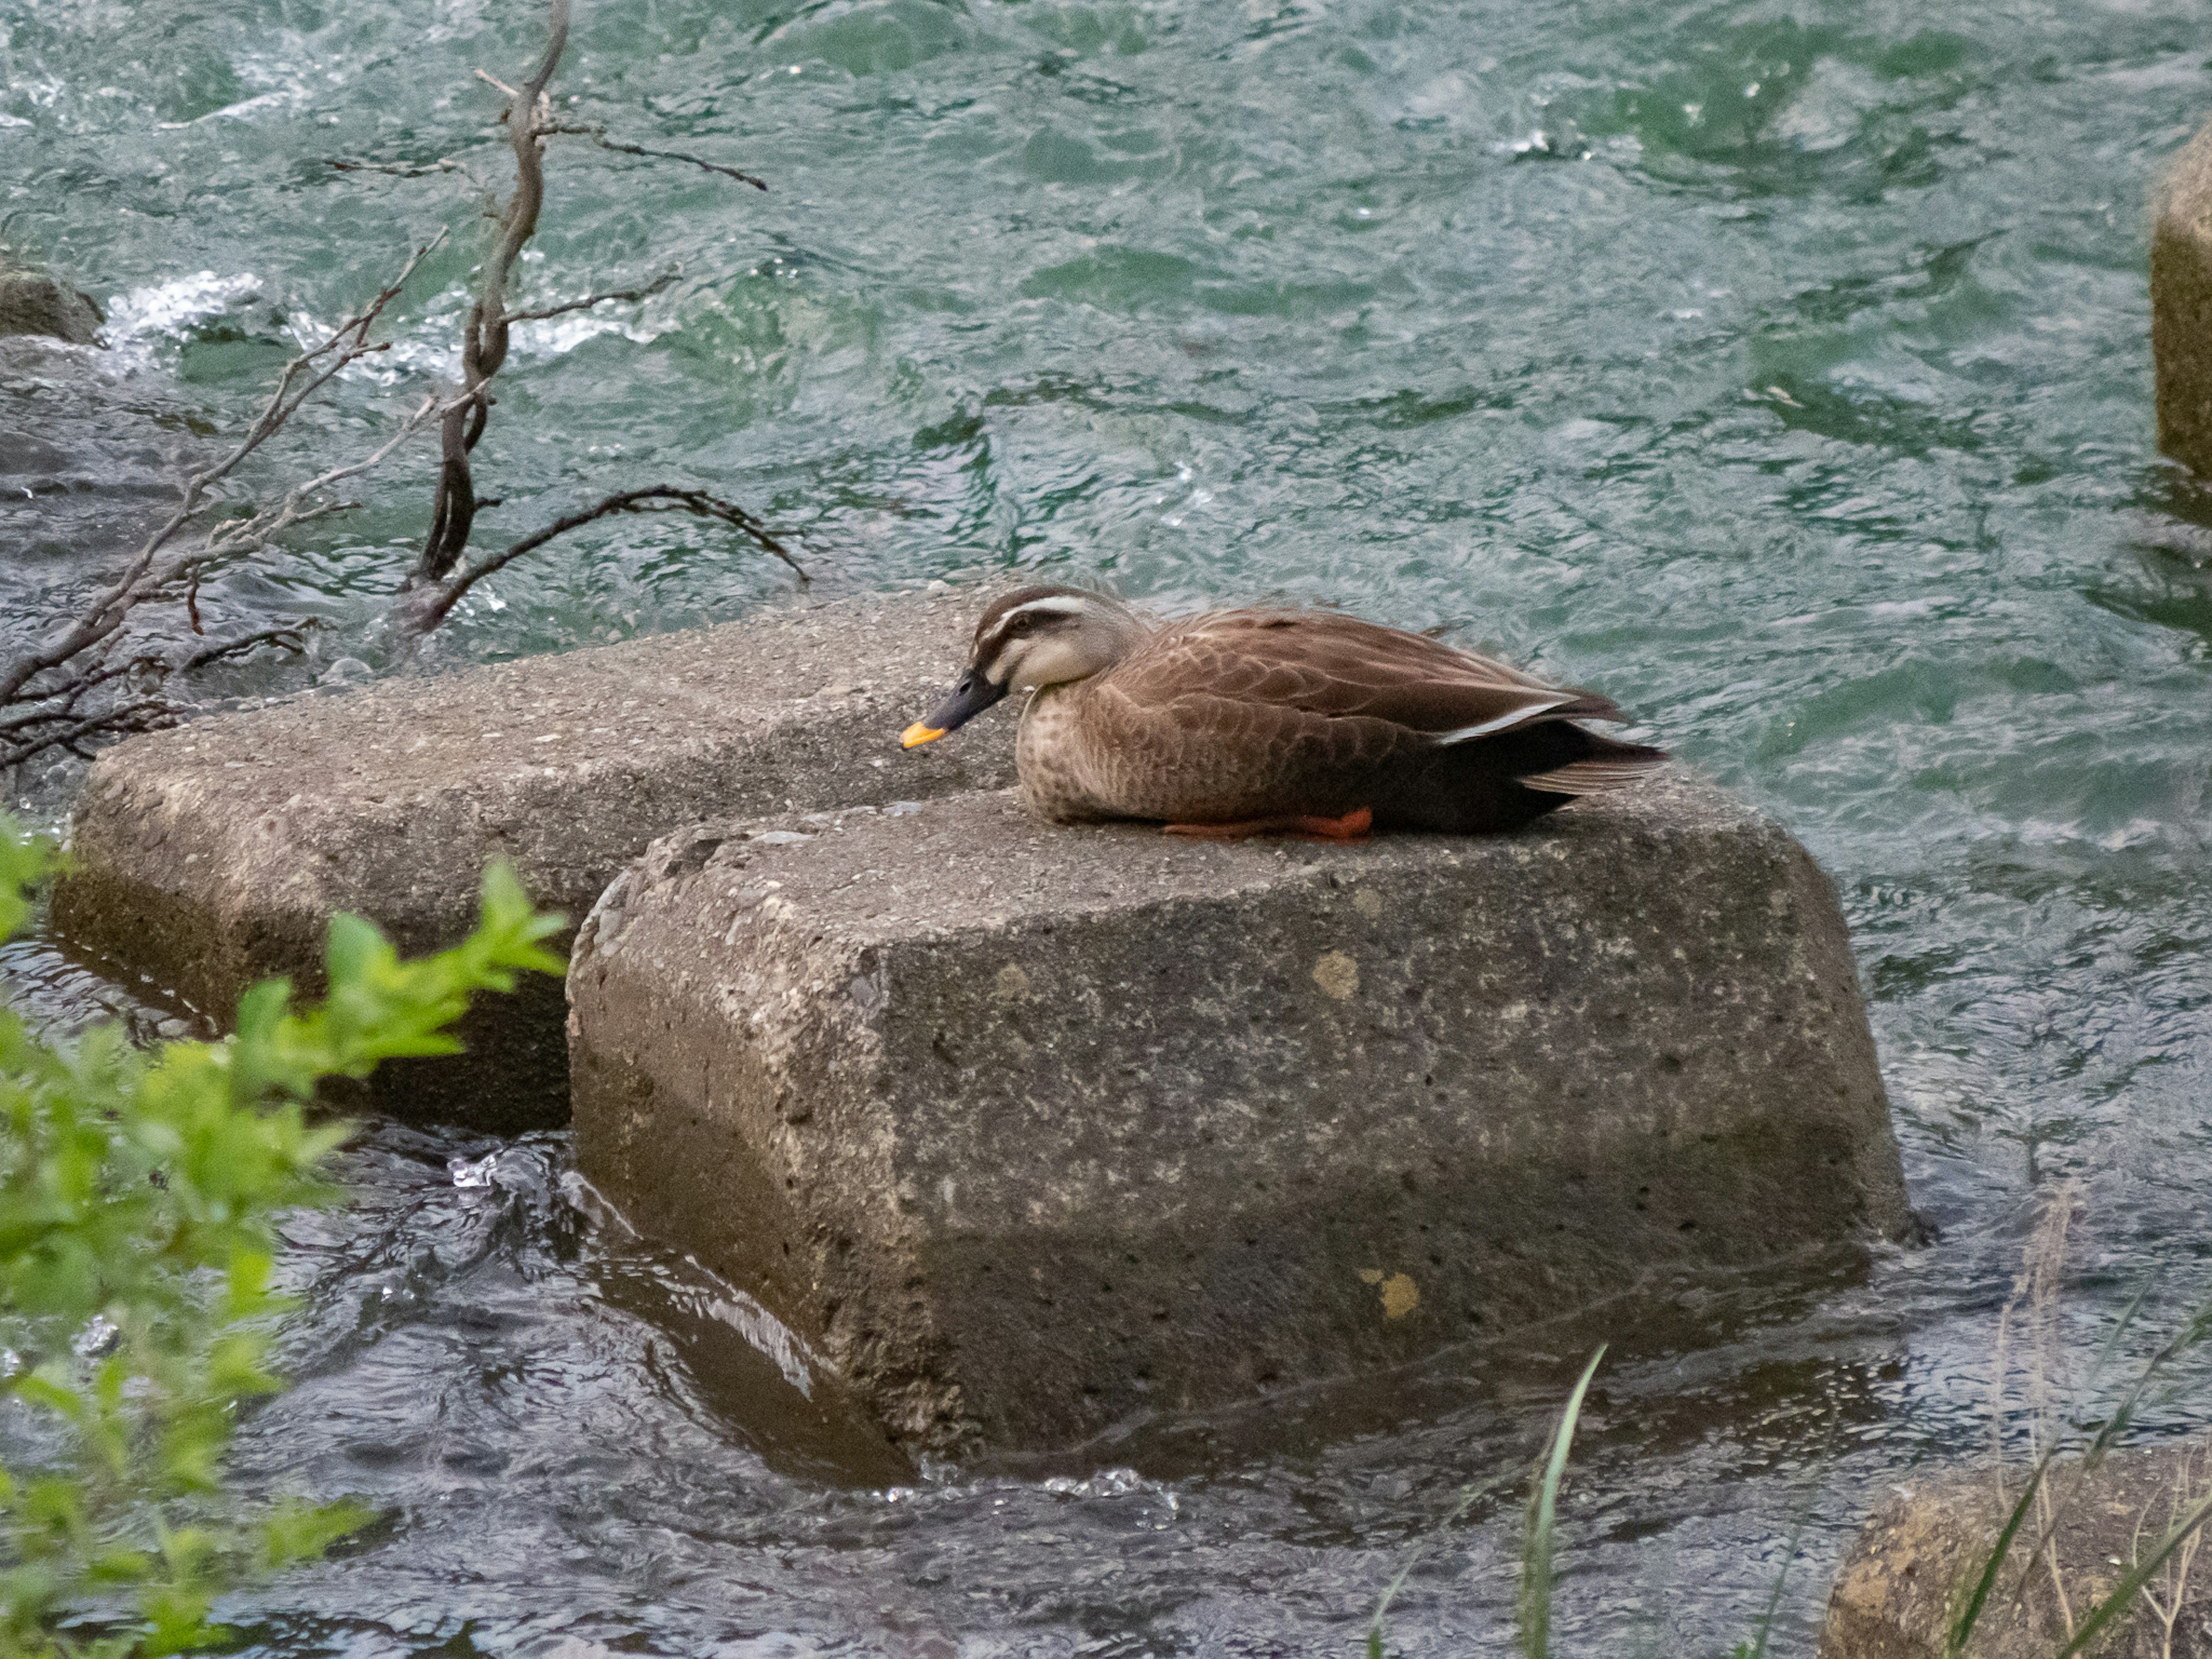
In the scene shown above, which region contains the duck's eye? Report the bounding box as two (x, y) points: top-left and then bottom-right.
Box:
(1005, 613), (1035, 636)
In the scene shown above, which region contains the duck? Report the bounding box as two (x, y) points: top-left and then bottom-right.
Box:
(899, 586), (1666, 838)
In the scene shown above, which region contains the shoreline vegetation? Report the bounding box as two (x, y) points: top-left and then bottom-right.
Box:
(1359, 1188), (2212, 1658)
(0, 819), (562, 1657)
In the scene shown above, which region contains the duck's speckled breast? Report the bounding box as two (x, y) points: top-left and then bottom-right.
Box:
(1015, 684), (1107, 823)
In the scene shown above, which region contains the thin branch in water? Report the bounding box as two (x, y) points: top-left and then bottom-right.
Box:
(0, 231), (445, 719)
(176, 627), (314, 674)
(327, 157), (470, 179)
(544, 123), (768, 191)
(410, 485), (804, 632)
(501, 268), (680, 324)
(414, 1), (571, 589)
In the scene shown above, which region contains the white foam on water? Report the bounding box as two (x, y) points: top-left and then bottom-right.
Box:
(101, 270), (262, 367)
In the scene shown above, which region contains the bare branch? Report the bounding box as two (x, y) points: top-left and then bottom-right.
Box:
(176, 626), (314, 673)
(0, 229), (444, 717)
(412, 1), (571, 590)
(502, 268), (680, 324)
(407, 485), (804, 632)
(544, 123), (768, 192)
(326, 157), (471, 179)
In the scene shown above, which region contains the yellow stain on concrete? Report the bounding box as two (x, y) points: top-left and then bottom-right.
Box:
(1379, 1273), (1419, 1319)
(1312, 950), (1359, 999)
(1353, 889), (1382, 919)
(994, 963), (1031, 1001)
(1358, 1267), (1384, 1284)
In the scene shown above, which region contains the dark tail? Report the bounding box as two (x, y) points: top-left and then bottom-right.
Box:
(1375, 723), (1668, 833)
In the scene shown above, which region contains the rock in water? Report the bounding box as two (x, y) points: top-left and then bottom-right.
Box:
(2154, 118), (2212, 474)
(51, 588), (1018, 1131)
(0, 257), (103, 344)
(1819, 1444), (2212, 1658)
(567, 778), (1913, 1456)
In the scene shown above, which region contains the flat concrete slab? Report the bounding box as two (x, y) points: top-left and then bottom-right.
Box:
(52, 587), (1016, 1131)
(567, 778), (1912, 1456)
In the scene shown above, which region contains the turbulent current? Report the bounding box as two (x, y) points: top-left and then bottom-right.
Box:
(4, 0), (2212, 1652)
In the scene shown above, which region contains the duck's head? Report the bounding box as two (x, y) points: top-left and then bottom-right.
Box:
(901, 586), (1142, 748)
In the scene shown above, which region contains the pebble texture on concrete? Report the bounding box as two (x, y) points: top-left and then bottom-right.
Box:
(53, 587), (1016, 1130)
(2155, 118), (2212, 474)
(1818, 1444), (2210, 1658)
(569, 779), (1913, 1455)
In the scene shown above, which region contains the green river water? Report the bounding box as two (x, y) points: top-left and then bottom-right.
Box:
(4, 0), (2212, 1653)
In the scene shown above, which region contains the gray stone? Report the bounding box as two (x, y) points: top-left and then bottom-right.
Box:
(52, 588), (1017, 1131)
(567, 776), (1912, 1456)
(2155, 119), (2212, 475)
(0, 259), (102, 345)
(1819, 1444), (2212, 1658)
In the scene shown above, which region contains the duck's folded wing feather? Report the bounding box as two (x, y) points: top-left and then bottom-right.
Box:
(1086, 678), (1414, 813)
(1136, 611), (1622, 741)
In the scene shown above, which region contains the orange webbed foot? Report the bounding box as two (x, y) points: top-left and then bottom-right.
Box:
(1163, 808), (1373, 844)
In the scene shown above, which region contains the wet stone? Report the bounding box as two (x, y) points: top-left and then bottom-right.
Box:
(51, 587), (1016, 1131)
(566, 777), (1913, 1457)
(1819, 1444), (2212, 1658)
(2154, 116), (2212, 475)
(0, 257), (103, 345)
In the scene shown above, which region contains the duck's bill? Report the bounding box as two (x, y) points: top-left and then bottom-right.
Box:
(901, 670), (1007, 748)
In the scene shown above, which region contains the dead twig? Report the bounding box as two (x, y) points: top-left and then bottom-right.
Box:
(501, 268), (680, 324)
(326, 157), (471, 179)
(396, 0), (792, 634)
(408, 486), (803, 631)
(410, 0), (571, 592)
(544, 122), (768, 191)
(0, 235), (445, 770)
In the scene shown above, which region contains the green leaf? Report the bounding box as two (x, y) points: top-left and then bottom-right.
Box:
(0, 817), (563, 1657)
(1518, 1346), (1605, 1659)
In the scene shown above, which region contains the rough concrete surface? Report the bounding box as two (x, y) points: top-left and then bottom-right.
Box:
(52, 586), (1015, 1131)
(0, 259), (102, 344)
(2155, 119), (2212, 475)
(1820, 1444), (2212, 1658)
(568, 776), (1912, 1456)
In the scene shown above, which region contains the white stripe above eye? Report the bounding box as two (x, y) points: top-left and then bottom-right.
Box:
(978, 596), (1093, 651)
(1430, 695), (1574, 744)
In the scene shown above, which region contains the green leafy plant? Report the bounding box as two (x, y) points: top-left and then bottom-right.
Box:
(0, 817), (563, 1657)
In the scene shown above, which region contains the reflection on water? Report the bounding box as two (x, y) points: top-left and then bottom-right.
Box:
(4, 0), (2212, 1649)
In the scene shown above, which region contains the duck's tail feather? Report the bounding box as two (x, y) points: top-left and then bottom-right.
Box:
(1517, 738), (1668, 797)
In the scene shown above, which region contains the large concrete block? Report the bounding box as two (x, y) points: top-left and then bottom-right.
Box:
(52, 588), (1016, 1131)
(2155, 118), (2212, 475)
(567, 777), (1912, 1456)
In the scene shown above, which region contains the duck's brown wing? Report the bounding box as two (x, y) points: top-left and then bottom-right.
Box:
(1124, 609), (1624, 741)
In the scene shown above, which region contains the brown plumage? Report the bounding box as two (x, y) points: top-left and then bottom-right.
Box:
(900, 586), (1666, 835)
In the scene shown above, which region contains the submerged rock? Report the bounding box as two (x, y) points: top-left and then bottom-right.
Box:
(51, 587), (1017, 1131)
(1819, 1444), (2212, 1658)
(2155, 119), (2212, 475)
(0, 256), (103, 345)
(567, 779), (1912, 1455)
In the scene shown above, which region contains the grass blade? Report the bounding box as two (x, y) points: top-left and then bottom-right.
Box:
(1738, 1514), (1807, 1659)
(1363, 1470), (1515, 1657)
(1947, 1447), (2058, 1657)
(1518, 1346), (1605, 1659)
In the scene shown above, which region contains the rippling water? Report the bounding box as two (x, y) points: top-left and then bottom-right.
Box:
(5, 0), (2212, 1652)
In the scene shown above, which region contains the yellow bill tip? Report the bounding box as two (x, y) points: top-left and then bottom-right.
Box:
(900, 722), (946, 749)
